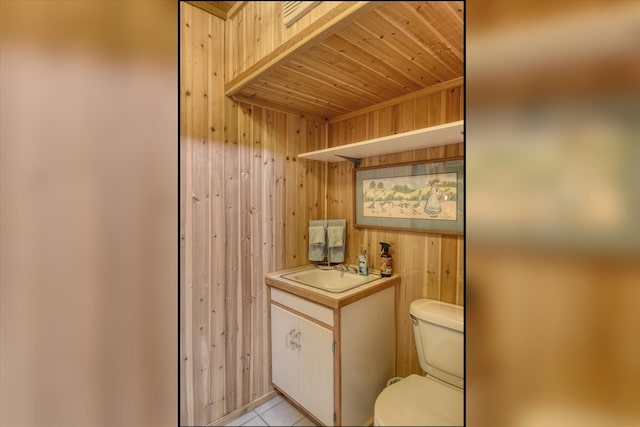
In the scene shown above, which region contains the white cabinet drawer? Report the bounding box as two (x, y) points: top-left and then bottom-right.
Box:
(271, 288), (334, 327)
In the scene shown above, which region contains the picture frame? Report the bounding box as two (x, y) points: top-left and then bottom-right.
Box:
(354, 157), (464, 235)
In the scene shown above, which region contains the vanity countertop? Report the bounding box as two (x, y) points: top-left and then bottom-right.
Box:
(265, 264), (400, 309)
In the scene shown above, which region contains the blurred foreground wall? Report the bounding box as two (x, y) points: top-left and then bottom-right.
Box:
(1, 2), (178, 427)
(466, 1), (640, 426)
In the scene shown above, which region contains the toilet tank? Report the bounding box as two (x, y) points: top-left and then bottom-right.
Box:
(410, 299), (464, 388)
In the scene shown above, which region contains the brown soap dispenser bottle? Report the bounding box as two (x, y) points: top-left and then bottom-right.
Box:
(379, 242), (392, 277)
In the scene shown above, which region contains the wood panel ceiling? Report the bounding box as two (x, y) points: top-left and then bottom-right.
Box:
(232, 1), (463, 120)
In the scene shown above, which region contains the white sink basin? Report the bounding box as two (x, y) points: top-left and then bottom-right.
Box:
(281, 267), (381, 293)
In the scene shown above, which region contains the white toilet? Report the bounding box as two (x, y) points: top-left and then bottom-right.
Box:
(374, 299), (464, 426)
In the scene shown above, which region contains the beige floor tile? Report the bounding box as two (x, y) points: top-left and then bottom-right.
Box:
(260, 400), (305, 426)
(241, 415), (268, 426)
(292, 416), (318, 426)
(224, 410), (259, 427)
(254, 395), (285, 415)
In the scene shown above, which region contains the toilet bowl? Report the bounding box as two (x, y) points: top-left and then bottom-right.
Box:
(374, 375), (463, 426)
(374, 299), (463, 426)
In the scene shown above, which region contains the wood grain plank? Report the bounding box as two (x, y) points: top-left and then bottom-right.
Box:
(285, 115), (298, 268)
(209, 10), (227, 422)
(412, 234), (431, 374)
(181, 4), (195, 423)
(445, 85), (463, 122)
(262, 108), (276, 275)
(274, 111), (287, 270)
(249, 105), (264, 402)
(238, 103), (253, 406)
(393, 233), (412, 377)
(224, 96), (240, 412)
(295, 118), (309, 267)
(191, 7), (211, 425)
(440, 235), (458, 304)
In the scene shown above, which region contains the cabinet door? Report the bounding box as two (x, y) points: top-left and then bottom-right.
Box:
(297, 315), (334, 426)
(270, 304), (299, 398)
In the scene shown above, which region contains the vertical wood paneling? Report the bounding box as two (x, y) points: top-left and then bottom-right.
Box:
(250, 106), (265, 402)
(180, 3), (191, 424)
(426, 235), (442, 300)
(285, 115), (298, 268)
(273, 112), (287, 271)
(182, 4), (213, 425)
(328, 83), (464, 378)
(238, 104), (253, 406)
(440, 235), (458, 304)
(223, 97), (240, 412)
(181, 6), (329, 422)
(262, 108), (276, 276)
(307, 120), (326, 224)
(209, 10), (227, 423)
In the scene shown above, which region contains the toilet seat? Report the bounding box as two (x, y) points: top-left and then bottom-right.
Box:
(373, 374), (463, 426)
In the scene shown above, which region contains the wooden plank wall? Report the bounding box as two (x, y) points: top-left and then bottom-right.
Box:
(327, 82), (464, 378)
(226, 1), (350, 81)
(181, 5), (327, 425)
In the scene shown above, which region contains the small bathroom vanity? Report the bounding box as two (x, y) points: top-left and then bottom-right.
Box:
(265, 266), (399, 426)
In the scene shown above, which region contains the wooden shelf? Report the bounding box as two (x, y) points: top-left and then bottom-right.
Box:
(298, 120), (464, 163)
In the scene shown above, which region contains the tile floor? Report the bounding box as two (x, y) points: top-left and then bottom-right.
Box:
(224, 394), (319, 427)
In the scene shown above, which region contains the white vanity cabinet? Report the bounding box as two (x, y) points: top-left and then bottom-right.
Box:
(267, 269), (399, 426)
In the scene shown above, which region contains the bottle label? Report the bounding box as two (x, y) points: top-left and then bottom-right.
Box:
(381, 258), (392, 275)
(358, 256), (368, 275)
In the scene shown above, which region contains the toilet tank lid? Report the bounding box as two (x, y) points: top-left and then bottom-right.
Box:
(410, 299), (463, 332)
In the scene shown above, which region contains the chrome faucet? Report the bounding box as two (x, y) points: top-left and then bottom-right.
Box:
(334, 263), (358, 274)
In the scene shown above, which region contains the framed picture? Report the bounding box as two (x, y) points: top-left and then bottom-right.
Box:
(354, 157), (464, 234)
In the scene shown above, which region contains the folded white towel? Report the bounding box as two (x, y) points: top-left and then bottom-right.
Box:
(327, 225), (344, 248)
(309, 226), (325, 245)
